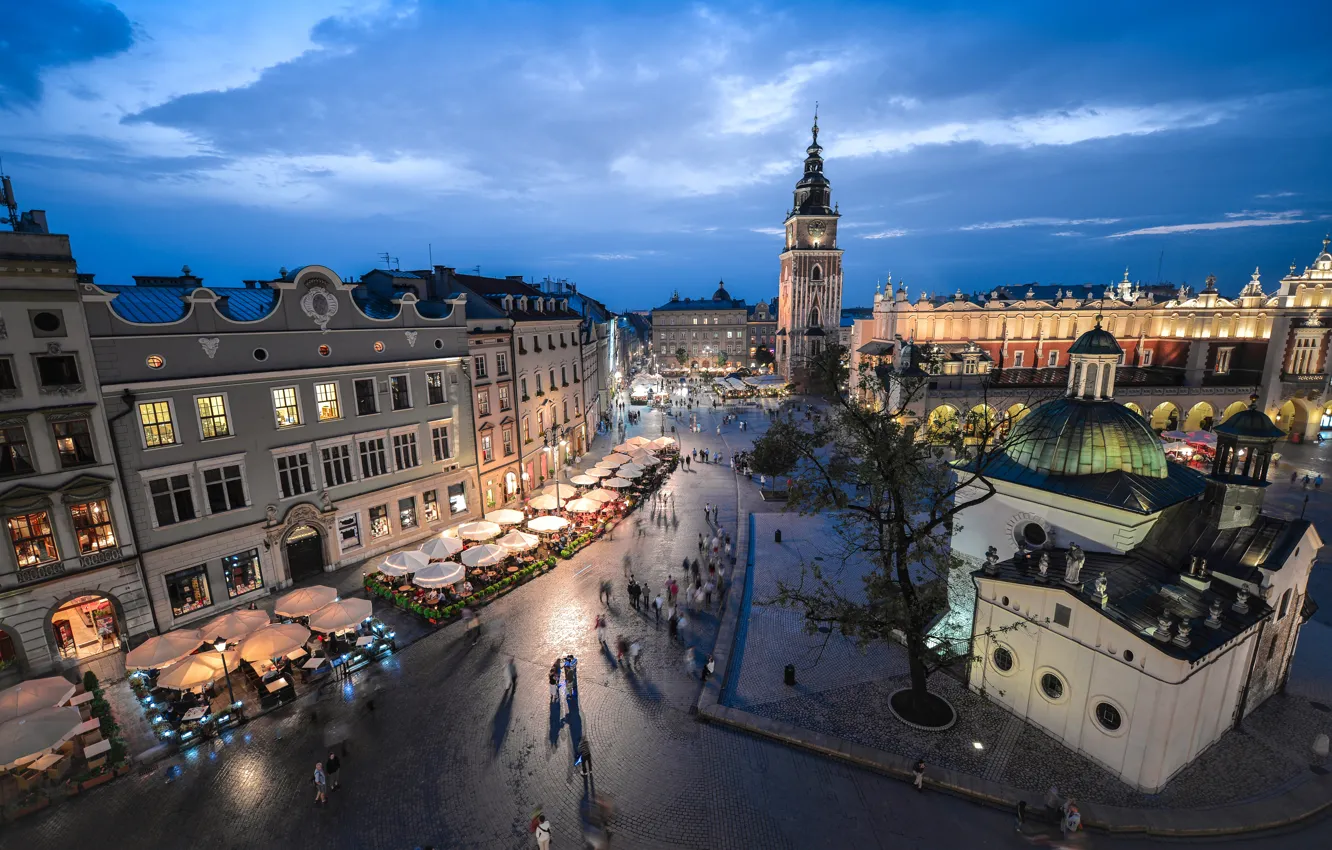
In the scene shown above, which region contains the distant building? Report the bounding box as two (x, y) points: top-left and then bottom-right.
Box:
(747, 299), (778, 370)
(651, 282), (748, 372)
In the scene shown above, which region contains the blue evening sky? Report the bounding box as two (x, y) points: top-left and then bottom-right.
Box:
(3, 0), (1331, 310)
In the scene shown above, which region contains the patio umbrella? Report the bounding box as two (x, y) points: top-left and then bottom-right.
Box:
(583, 467), (611, 479)
(620, 463), (645, 474)
(307, 599), (374, 634)
(497, 529), (540, 552)
(603, 477), (632, 488)
(564, 497), (602, 513)
(457, 520), (502, 541)
(1160, 430), (1189, 440)
(625, 436), (652, 447)
(529, 494), (566, 511)
(1162, 441), (1192, 453)
(198, 608), (271, 644)
(421, 535), (465, 560)
(618, 467), (643, 479)
(156, 651), (239, 691)
(569, 474), (598, 486)
(413, 561), (465, 588)
(1185, 431), (1217, 446)
(628, 451), (660, 464)
(527, 515), (569, 533)
(461, 544), (509, 568)
(0, 678), (76, 724)
(238, 623), (310, 662)
(380, 550), (430, 576)
(584, 488), (617, 502)
(485, 508), (526, 525)
(650, 436), (677, 449)
(601, 453), (631, 466)
(274, 585), (338, 618)
(613, 442), (638, 453)
(126, 629), (206, 671)
(0, 706), (81, 769)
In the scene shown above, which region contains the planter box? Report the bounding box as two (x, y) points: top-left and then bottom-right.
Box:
(10, 798), (50, 818)
(81, 772), (115, 791)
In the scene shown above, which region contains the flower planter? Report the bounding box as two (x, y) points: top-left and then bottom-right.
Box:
(81, 772), (115, 791)
(10, 797), (50, 818)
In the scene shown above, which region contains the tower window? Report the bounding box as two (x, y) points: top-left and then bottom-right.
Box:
(811, 265), (823, 282)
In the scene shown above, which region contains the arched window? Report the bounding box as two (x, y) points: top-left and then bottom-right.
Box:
(811, 265), (823, 282)
(1279, 588), (1292, 618)
(808, 307), (820, 327)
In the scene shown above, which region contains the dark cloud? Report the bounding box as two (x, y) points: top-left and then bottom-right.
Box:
(0, 0), (133, 109)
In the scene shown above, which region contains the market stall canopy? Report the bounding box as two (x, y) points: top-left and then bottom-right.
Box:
(0, 706), (81, 769)
(198, 608), (271, 644)
(307, 599), (374, 634)
(527, 515), (570, 533)
(238, 623), (310, 662)
(650, 436), (677, 449)
(274, 585), (338, 618)
(583, 488), (618, 503)
(420, 535), (465, 560)
(485, 508), (526, 525)
(564, 497), (603, 513)
(1160, 430), (1189, 441)
(569, 474), (598, 486)
(528, 494), (566, 511)
(625, 436), (652, 448)
(457, 520), (502, 541)
(461, 543), (509, 568)
(126, 629), (206, 671)
(413, 561), (465, 588)
(0, 678), (76, 725)
(156, 651), (239, 691)
(600, 453), (631, 467)
(497, 529), (540, 552)
(583, 467), (611, 479)
(603, 477), (632, 488)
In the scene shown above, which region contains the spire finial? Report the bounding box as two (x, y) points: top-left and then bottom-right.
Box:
(812, 102), (819, 144)
(1324, 234), (1330, 252)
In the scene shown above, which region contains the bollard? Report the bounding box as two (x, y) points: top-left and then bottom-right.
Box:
(775, 529), (782, 543)
(784, 664), (796, 686)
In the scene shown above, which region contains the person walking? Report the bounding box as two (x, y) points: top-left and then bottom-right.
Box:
(1318, 474), (1324, 490)
(702, 653), (715, 682)
(325, 752), (341, 791)
(549, 669), (560, 703)
(704, 579), (715, 609)
(506, 657), (518, 693)
(1014, 800), (1027, 833)
(313, 762), (328, 806)
(653, 594), (663, 624)
(534, 814), (552, 849)
(628, 640), (642, 672)
(595, 614), (607, 646)
(469, 607), (483, 645)
(912, 759), (926, 792)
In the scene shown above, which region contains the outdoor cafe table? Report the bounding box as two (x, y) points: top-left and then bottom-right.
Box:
(31, 752), (62, 772)
(287, 646), (308, 663)
(355, 636), (374, 647)
(75, 717), (100, 740)
(302, 657), (325, 670)
(264, 678), (290, 694)
(181, 706), (209, 723)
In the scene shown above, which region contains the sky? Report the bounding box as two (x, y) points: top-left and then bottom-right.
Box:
(3, 0), (1332, 311)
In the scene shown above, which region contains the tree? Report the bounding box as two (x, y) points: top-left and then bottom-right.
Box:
(753, 345), (775, 370)
(675, 347), (687, 367)
(715, 350), (727, 368)
(749, 343), (1040, 726)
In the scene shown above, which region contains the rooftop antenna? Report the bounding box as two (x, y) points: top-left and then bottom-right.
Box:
(1156, 250), (1164, 285)
(0, 158), (18, 229)
(428, 243), (433, 267)
(378, 252), (399, 270)
(471, 265), (481, 276)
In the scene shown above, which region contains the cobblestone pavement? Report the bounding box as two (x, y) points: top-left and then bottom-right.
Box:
(9, 393), (1332, 848)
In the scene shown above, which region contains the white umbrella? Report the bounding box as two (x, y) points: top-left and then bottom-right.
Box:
(527, 515), (570, 533)
(421, 535), (465, 560)
(613, 442), (638, 453)
(529, 494), (566, 511)
(413, 561), (465, 588)
(457, 520), (502, 541)
(307, 599), (374, 634)
(126, 629), (206, 671)
(564, 497), (602, 513)
(650, 436), (677, 449)
(629, 450), (660, 464)
(497, 529), (540, 552)
(198, 609), (271, 644)
(156, 651), (239, 691)
(461, 544), (508, 568)
(0, 706), (81, 769)
(601, 453), (631, 467)
(618, 468), (643, 479)
(603, 477), (632, 488)
(238, 623), (310, 662)
(620, 463), (645, 474)
(530, 484), (570, 498)
(275, 585), (338, 617)
(625, 436), (652, 447)
(0, 678), (76, 725)
(569, 474), (598, 486)
(485, 508), (526, 525)
(380, 550), (430, 576)
(583, 467), (611, 479)
(584, 488), (618, 502)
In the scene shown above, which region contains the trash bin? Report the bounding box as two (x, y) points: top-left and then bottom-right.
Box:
(775, 529), (782, 543)
(784, 664), (796, 686)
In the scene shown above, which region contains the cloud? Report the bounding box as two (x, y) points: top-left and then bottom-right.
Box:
(959, 217), (1119, 231)
(832, 103), (1233, 159)
(610, 154), (787, 196)
(1108, 210), (1308, 238)
(587, 253), (637, 261)
(861, 228), (910, 239)
(1255, 191), (1297, 199)
(716, 59), (838, 135)
(750, 227), (784, 235)
(897, 192), (947, 205)
(1050, 231), (1082, 237)
(0, 0), (133, 108)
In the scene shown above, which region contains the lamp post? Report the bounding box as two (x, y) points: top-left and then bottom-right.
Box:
(542, 425), (570, 502)
(213, 638), (238, 717)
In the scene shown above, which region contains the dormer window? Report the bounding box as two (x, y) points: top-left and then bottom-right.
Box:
(503, 295), (513, 311)
(517, 296), (528, 311)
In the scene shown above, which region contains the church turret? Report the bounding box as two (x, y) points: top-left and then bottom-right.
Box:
(1206, 396), (1284, 529)
(1065, 317), (1122, 400)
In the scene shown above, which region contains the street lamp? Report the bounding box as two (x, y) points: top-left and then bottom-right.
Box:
(213, 637), (238, 718)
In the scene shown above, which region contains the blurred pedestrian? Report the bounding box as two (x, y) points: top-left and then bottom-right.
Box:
(326, 752), (341, 791)
(506, 657), (518, 693)
(702, 653), (715, 682)
(534, 814), (552, 849)
(912, 759), (925, 792)
(549, 670), (559, 703)
(313, 762), (328, 806)
(653, 594), (663, 624)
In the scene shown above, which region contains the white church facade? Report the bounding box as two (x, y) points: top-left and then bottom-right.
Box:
(952, 323), (1320, 793)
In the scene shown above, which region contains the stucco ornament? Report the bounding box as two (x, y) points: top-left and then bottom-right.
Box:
(405, 330), (418, 348)
(320, 491), (333, 512)
(1093, 572), (1108, 603)
(301, 285), (339, 333)
(1037, 552), (1050, 581)
(1232, 587), (1251, 614)
(1173, 619), (1193, 647)
(1155, 613), (1173, 642)
(982, 545), (1000, 576)
(1062, 543), (1085, 586)
(199, 337), (220, 359)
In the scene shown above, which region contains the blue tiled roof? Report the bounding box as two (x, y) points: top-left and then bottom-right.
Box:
(351, 288), (400, 320)
(101, 286), (279, 323)
(653, 298), (747, 311)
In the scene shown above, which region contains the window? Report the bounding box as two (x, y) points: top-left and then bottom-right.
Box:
(572, 363), (578, 382)
(315, 382), (342, 421)
(389, 375), (411, 410)
(1040, 672), (1064, 701)
(149, 474), (196, 526)
(165, 565), (212, 617)
(549, 369), (556, 389)
(36, 354), (79, 388)
(392, 430), (420, 470)
(496, 352), (508, 375)
(563, 399), (569, 423)
(498, 385), (511, 411)
(1012, 351), (1024, 368)
(537, 410), (545, 433)
(450, 370), (458, 385)
(146, 354), (164, 369)
(992, 646), (1014, 672)
(202, 464), (247, 513)
(69, 500), (115, 559)
(138, 401), (177, 448)
(354, 378), (379, 415)
(1279, 588), (1292, 618)
(521, 378), (528, 398)
(195, 395), (232, 439)
(473, 355), (488, 378)
(1053, 603), (1072, 628)
(318, 344), (331, 357)
(430, 423), (451, 462)
(1141, 349), (1153, 366)
(561, 366), (568, 385)
(423, 490), (441, 522)
(502, 428), (513, 456)
(369, 504), (391, 539)
(523, 417), (531, 442)
(276, 452), (314, 498)
(398, 496), (418, 530)
(426, 371), (446, 405)
(223, 549), (264, 598)
(272, 387), (302, 428)
(481, 434), (494, 463)
(0, 358), (17, 391)
(1047, 351), (1058, 367)
(1094, 702), (1122, 731)
(574, 395), (581, 417)
(536, 374), (543, 394)
(447, 482), (467, 514)
(321, 443), (354, 487)
(8, 511), (59, 567)
(358, 436), (388, 478)
(0, 426), (34, 477)
(1216, 346), (1234, 375)
(338, 514), (361, 551)
(477, 390), (491, 416)
(1021, 523), (1046, 547)
(52, 418), (96, 468)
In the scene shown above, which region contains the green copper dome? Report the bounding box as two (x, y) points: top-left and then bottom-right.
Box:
(1003, 398), (1169, 478)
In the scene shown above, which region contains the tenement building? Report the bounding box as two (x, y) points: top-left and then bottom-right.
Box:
(651, 282), (749, 372)
(0, 209), (153, 685)
(80, 265), (479, 632)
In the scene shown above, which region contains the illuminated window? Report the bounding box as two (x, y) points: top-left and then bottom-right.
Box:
(52, 418), (95, 467)
(8, 511), (59, 567)
(272, 387), (302, 428)
(138, 401), (177, 447)
(196, 395), (232, 438)
(315, 382), (341, 421)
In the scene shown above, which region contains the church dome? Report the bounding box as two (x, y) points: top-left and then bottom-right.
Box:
(1214, 407), (1284, 440)
(1068, 325), (1122, 355)
(1003, 398), (1169, 478)
(712, 280), (732, 301)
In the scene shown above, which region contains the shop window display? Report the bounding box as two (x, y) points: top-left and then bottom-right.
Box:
(223, 549), (264, 598)
(166, 564), (213, 618)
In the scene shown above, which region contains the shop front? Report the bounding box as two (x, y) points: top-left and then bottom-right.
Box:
(50, 593), (122, 662)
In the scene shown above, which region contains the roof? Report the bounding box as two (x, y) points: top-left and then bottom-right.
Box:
(652, 298), (747, 312)
(1004, 397), (1169, 478)
(959, 451), (1206, 514)
(1214, 407), (1284, 440)
(989, 366), (1180, 388)
(100, 285), (279, 323)
(451, 276), (581, 321)
(857, 341), (895, 356)
(1068, 325), (1123, 355)
(1135, 499), (1311, 584)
